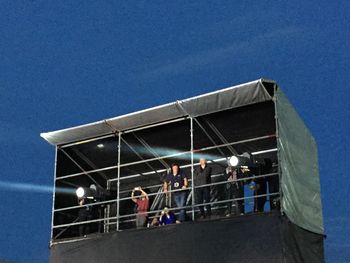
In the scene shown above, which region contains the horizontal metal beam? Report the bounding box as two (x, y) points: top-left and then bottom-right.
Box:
(60, 133), (117, 149)
(54, 172), (278, 212)
(56, 134), (276, 181)
(113, 148), (277, 184)
(52, 192), (279, 229)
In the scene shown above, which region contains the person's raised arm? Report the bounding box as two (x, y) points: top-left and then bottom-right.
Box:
(79, 198), (85, 206)
(183, 177), (188, 189)
(131, 188), (137, 203)
(140, 187), (149, 200)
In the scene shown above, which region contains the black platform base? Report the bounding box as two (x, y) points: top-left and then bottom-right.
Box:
(50, 212), (324, 263)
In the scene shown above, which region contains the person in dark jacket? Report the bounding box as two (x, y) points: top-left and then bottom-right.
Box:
(225, 166), (245, 216)
(254, 158), (279, 212)
(194, 158), (212, 219)
(77, 197), (93, 236)
(163, 163), (188, 222)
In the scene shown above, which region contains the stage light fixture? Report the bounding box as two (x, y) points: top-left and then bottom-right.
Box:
(76, 187), (85, 198)
(229, 156), (239, 166)
(76, 185), (98, 199)
(228, 152), (253, 167)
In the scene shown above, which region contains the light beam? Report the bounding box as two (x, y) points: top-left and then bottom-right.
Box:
(0, 180), (76, 195)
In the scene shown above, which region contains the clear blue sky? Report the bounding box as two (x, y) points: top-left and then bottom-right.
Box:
(0, 1), (349, 262)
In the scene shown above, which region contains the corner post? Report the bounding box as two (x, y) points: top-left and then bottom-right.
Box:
(190, 117), (195, 221)
(116, 132), (122, 230)
(273, 84), (283, 216)
(50, 146), (58, 246)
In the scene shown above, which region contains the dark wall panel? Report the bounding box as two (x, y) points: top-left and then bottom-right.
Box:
(51, 213), (284, 263)
(51, 213), (324, 263)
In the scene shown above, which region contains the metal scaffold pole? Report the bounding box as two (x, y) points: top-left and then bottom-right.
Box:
(273, 84), (283, 216)
(50, 146), (58, 245)
(190, 117), (195, 221)
(116, 132), (122, 231)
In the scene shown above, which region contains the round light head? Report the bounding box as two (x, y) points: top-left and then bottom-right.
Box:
(229, 156), (239, 167)
(76, 187), (85, 198)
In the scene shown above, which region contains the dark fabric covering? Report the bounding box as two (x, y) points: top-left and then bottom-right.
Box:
(276, 87), (323, 234)
(193, 165), (212, 186)
(51, 213), (323, 263)
(180, 80), (271, 118)
(282, 217), (325, 263)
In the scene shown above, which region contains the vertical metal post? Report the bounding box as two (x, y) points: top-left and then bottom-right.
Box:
(190, 117), (195, 221)
(104, 180), (111, 233)
(50, 146), (58, 245)
(116, 132), (122, 231)
(273, 84), (283, 215)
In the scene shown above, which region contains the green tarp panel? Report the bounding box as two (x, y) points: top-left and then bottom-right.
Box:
(276, 87), (324, 235)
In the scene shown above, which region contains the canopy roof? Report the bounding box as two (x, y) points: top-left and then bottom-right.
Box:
(41, 79), (274, 146)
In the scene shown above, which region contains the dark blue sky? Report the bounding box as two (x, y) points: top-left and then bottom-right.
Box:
(0, 1), (349, 262)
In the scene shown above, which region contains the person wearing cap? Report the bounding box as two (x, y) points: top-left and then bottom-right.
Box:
(194, 158), (212, 219)
(163, 163), (188, 222)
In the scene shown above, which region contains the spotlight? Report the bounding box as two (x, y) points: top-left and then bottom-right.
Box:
(76, 187), (85, 198)
(97, 144), (104, 148)
(76, 185), (97, 199)
(228, 152), (253, 167)
(229, 156), (239, 166)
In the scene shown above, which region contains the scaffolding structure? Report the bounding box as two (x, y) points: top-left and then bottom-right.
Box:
(41, 79), (323, 246)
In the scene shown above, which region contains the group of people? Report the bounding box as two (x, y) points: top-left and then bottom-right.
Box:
(131, 157), (279, 229)
(131, 159), (213, 229)
(131, 187), (178, 228)
(78, 157), (279, 234)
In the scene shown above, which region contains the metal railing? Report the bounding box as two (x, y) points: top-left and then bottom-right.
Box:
(53, 172), (278, 213)
(51, 172), (280, 242)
